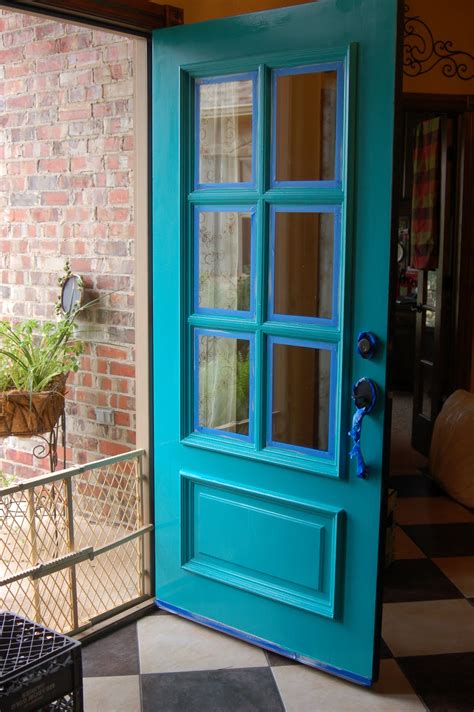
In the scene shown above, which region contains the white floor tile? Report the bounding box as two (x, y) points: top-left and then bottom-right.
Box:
(395, 497), (474, 525)
(137, 613), (267, 674)
(272, 659), (424, 711)
(83, 675), (140, 712)
(382, 599), (474, 656)
(433, 556), (474, 598)
(394, 526), (426, 559)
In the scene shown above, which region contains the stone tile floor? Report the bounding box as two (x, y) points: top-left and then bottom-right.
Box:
(82, 473), (474, 711)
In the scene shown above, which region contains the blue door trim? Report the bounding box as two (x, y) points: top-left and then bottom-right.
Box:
(155, 598), (373, 687)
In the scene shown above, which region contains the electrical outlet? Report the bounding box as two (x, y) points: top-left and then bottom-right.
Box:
(95, 407), (114, 425)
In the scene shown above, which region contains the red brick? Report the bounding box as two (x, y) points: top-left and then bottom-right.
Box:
(114, 411), (130, 427)
(36, 54), (66, 72)
(38, 158), (68, 172)
(96, 207), (130, 222)
(76, 389), (98, 405)
(58, 33), (91, 53)
(25, 39), (58, 56)
(0, 47), (24, 63)
(5, 61), (33, 78)
(3, 27), (34, 46)
(99, 440), (129, 457)
(59, 69), (92, 87)
(30, 207), (59, 222)
(110, 361), (135, 378)
(6, 94), (34, 110)
(36, 124), (67, 140)
(105, 44), (129, 62)
(35, 21), (65, 40)
(4, 448), (33, 465)
(108, 188), (129, 204)
(68, 48), (101, 66)
(3, 78), (27, 94)
(41, 191), (69, 205)
(71, 156), (102, 172)
(59, 106), (91, 121)
(96, 345), (128, 360)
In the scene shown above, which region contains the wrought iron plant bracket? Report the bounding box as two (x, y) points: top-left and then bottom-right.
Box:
(404, 4), (474, 81)
(32, 411), (67, 473)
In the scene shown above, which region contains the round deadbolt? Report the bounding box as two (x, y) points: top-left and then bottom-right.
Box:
(357, 331), (377, 360)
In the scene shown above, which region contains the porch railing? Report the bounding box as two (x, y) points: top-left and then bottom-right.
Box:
(0, 449), (152, 635)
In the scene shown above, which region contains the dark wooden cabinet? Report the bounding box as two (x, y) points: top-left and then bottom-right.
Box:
(392, 302), (416, 392)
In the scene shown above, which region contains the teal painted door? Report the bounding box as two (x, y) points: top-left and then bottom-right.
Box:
(152, 0), (398, 685)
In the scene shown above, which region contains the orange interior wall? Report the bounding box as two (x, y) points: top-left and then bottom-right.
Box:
(403, 0), (474, 95)
(170, 0), (474, 95)
(171, 0), (312, 24)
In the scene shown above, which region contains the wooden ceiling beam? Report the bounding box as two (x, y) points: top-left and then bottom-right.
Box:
(0, 0), (183, 34)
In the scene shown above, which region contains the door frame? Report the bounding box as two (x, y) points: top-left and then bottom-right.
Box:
(0, 0), (163, 624)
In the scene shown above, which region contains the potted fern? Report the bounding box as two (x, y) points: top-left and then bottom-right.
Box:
(0, 264), (92, 437)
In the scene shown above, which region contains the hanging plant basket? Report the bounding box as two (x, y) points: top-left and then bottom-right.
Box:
(0, 374), (67, 438)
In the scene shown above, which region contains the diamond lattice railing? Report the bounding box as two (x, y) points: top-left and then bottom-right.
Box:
(0, 450), (150, 635)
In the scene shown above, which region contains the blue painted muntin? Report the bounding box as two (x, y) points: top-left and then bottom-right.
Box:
(152, 0), (398, 685)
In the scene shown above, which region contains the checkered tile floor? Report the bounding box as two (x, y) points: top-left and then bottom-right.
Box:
(82, 473), (474, 711)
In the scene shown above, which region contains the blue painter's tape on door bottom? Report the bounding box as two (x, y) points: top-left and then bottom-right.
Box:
(154, 599), (373, 687)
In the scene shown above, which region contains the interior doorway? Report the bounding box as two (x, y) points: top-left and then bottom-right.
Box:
(390, 93), (474, 464)
(381, 93), (474, 701)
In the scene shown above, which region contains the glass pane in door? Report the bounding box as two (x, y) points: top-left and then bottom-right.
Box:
(197, 209), (253, 314)
(269, 340), (333, 454)
(197, 75), (255, 185)
(196, 331), (252, 439)
(272, 210), (336, 321)
(273, 66), (339, 183)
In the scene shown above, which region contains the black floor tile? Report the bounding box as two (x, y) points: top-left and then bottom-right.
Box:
(265, 649), (298, 666)
(141, 668), (285, 712)
(402, 523), (474, 557)
(82, 621), (139, 677)
(383, 559), (463, 603)
(389, 474), (443, 498)
(379, 638), (393, 659)
(397, 652), (474, 712)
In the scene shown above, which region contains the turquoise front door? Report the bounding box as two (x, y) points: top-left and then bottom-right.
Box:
(152, 0), (398, 685)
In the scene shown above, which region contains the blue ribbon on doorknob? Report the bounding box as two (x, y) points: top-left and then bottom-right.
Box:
(349, 378), (377, 479)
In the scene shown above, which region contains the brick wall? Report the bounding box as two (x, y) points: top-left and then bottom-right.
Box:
(0, 9), (136, 479)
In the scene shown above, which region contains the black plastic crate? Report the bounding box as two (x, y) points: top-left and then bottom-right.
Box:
(0, 612), (83, 712)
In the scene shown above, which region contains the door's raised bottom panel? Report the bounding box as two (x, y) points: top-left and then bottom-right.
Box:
(180, 472), (344, 618)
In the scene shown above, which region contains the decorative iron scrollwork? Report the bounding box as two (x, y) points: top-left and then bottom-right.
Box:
(404, 4), (474, 81)
(32, 412), (66, 472)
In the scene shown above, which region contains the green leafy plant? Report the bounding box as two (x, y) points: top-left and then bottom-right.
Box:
(0, 471), (16, 489)
(236, 349), (250, 425)
(0, 261), (101, 395)
(0, 314), (85, 394)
